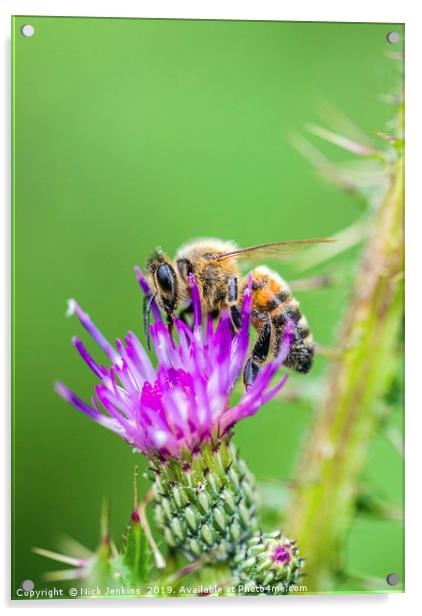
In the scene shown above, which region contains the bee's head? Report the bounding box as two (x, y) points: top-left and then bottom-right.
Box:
(146, 250), (178, 316)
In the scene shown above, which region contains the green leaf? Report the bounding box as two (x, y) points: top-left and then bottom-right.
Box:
(112, 468), (153, 588)
(114, 515), (152, 587)
(85, 542), (112, 588)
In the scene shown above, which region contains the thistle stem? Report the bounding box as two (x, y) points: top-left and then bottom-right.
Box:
(285, 156), (403, 590)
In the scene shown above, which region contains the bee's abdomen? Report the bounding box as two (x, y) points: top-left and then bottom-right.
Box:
(249, 267), (314, 374)
(251, 268), (290, 312)
(271, 302), (314, 374)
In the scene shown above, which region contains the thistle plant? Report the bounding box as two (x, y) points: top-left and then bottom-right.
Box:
(43, 268), (300, 595)
(284, 79), (404, 591)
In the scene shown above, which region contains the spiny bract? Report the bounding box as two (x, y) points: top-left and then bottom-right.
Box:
(152, 439), (258, 561)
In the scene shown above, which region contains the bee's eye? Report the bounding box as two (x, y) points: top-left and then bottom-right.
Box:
(156, 263), (175, 294)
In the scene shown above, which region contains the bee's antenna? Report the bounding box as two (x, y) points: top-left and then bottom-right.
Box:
(143, 293), (156, 351)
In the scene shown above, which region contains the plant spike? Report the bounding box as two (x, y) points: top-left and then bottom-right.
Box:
(32, 501), (113, 586)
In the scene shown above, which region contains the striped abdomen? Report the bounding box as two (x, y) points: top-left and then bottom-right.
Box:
(248, 266), (314, 374)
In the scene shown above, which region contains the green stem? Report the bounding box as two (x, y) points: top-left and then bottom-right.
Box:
(285, 156), (403, 591)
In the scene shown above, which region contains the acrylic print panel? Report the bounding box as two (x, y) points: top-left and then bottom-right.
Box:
(12, 16), (404, 599)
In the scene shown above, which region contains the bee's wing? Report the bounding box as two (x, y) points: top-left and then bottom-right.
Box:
(212, 239), (335, 262)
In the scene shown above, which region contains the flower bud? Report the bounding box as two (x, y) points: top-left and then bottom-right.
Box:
(233, 531), (304, 594)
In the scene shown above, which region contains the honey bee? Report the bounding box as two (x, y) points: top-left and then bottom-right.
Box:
(145, 238), (332, 386)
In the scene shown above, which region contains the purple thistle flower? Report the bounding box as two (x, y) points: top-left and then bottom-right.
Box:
(55, 269), (292, 460)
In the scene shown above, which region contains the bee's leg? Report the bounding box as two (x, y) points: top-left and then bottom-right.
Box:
(143, 293), (156, 351)
(227, 276), (238, 303)
(243, 313), (271, 388)
(230, 305), (243, 331)
(243, 358), (260, 387)
(227, 275), (242, 332)
(167, 313), (174, 339)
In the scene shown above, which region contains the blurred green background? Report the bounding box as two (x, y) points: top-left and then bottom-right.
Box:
(12, 16), (404, 597)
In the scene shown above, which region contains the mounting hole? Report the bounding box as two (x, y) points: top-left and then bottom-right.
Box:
(21, 24), (35, 38)
(386, 572), (400, 586)
(21, 579), (34, 591)
(386, 31), (400, 45)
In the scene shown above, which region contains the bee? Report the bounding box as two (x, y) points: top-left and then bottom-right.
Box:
(145, 238), (332, 386)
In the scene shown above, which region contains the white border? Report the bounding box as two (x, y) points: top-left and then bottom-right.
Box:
(2, 1), (421, 615)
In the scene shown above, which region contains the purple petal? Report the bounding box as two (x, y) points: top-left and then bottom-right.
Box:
(126, 332), (156, 380)
(116, 334), (155, 388)
(150, 322), (181, 369)
(218, 369), (288, 435)
(262, 373), (289, 404)
(55, 382), (101, 421)
(95, 384), (133, 431)
(72, 337), (104, 380)
(67, 300), (120, 364)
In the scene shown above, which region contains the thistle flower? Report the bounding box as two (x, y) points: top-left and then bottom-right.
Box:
(55, 268), (292, 562)
(55, 269), (292, 460)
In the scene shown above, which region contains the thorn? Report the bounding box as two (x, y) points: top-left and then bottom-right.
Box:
(110, 541), (119, 558)
(138, 488), (166, 569)
(100, 498), (110, 545)
(306, 123), (376, 157)
(374, 130), (399, 145)
(32, 546), (86, 568)
(57, 534), (92, 560)
(316, 100), (374, 148)
(43, 568), (87, 582)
